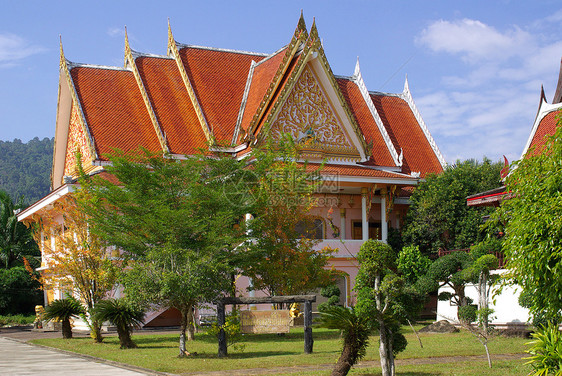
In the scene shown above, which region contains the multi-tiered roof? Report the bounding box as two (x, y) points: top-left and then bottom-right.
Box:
(51, 16), (445, 191)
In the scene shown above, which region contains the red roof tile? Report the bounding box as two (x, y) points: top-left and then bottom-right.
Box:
(527, 110), (561, 156)
(178, 47), (266, 143)
(254, 53), (303, 136)
(369, 94), (443, 177)
(70, 67), (162, 159)
(304, 163), (417, 180)
(135, 56), (208, 155)
(336, 78), (395, 166)
(240, 47), (288, 136)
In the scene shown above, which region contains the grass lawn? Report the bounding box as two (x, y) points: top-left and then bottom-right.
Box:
(31, 325), (532, 375)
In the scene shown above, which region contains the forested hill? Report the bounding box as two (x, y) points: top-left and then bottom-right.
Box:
(0, 137), (54, 206)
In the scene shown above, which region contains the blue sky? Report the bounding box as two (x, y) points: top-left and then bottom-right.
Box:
(1, 1), (561, 164)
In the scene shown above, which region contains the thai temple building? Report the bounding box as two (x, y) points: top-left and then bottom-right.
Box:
(18, 16), (445, 325)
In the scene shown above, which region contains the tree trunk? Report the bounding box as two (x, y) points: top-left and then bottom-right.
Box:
(478, 272), (489, 333)
(117, 325), (137, 349)
(375, 273), (394, 376)
(187, 304), (195, 341)
(378, 322), (394, 376)
(331, 342), (354, 376)
(61, 319), (73, 339)
(90, 320), (103, 343)
(179, 306), (189, 357)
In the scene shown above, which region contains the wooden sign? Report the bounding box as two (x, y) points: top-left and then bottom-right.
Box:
(240, 310), (291, 334)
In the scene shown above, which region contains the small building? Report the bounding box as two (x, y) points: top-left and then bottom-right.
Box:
(18, 16), (445, 324)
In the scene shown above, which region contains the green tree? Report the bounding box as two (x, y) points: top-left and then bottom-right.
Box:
(494, 115), (562, 322)
(43, 297), (85, 339)
(93, 299), (144, 349)
(396, 245), (431, 286)
(80, 149), (247, 357)
(403, 159), (502, 255)
(0, 137), (53, 205)
(317, 305), (371, 376)
(417, 251), (475, 320)
(355, 240), (408, 376)
(242, 137), (334, 301)
(0, 266), (42, 315)
(37, 193), (119, 343)
(0, 190), (39, 269)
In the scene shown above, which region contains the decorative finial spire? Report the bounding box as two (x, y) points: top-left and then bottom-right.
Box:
(297, 10), (306, 32)
(167, 18), (176, 57)
(310, 17), (318, 40)
(403, 74), (410, 94)
(124, 26), (132, 67)
(59, 35), (67, 70)
(354, 57), (361, 79)
(540, 84), (547, 103)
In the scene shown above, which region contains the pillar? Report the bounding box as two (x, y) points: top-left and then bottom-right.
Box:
(381, 188), (388, 243)
(339, 208), (346, 240)
(361, 188), (368, 241)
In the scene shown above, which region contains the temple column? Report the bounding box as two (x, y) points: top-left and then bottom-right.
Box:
(339, 208), (346, 240)
(381, 188), (388, 243)
(361, 188), (368, 241)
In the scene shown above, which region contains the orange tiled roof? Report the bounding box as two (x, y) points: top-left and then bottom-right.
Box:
(369, 93), (443, 177)
(135, 56), (208, 155)
(178, 46), (266, 143)
(336, 78), (395, 166)
(70, 66), (162, 159)
(239, 47), (288, 137)
(60, 22), (444, 184)
(527, 110), (561, 156)
(304, 163), (417, 180)
(254, 53), (304, 136)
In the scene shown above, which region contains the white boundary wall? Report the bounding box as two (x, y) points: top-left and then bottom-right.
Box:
(437, 272), (530, 326)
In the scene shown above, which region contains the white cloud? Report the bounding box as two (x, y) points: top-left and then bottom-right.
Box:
(417, 19), (533, 64)
(0, 33), (45, 67)
(107, 27), (125, 38)
(414, 17), (562, 163)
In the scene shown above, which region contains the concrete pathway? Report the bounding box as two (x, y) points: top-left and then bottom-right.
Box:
(0, 337), (154, 376)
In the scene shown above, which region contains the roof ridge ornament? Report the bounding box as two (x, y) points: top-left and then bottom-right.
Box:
(59, 35), (67, 70)
(401, 74), (447, 168)
(353, 57), (360, 80)
(167, 18), (177, 57)
(352, 58), (401, 166)
(124, 26), (133, 68)
(309, 17), (319, 41)
(297, 10), (307, 35)
(403, 74), (410, 94)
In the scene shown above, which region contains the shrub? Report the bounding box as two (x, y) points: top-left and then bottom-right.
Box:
(525, 322), (562, 375)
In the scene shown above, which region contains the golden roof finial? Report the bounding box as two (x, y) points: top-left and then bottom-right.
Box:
(124, 26), (132, 67)
(59, 35), (67, 70)
(167, 18), (177, 57)
(310, 17), (319, 40)
(296, 10), (307, 37)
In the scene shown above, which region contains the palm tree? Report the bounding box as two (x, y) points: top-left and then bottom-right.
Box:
(43, 297), (85, 339)
(0, 190), (39, 269)
(316, 305), (372, 376)
(93, 299), (145, 349)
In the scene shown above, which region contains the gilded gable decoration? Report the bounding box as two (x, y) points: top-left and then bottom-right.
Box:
(269, 67), (360, 161)
(64, 105), (94, 177)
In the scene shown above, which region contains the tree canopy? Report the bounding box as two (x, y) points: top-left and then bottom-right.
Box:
(0, 137), (53, 205)
(242, 138), (334, 298)
(494, 114), (562, 320)
(79, 149), (248, 355)
(402, 159), (503, 255)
